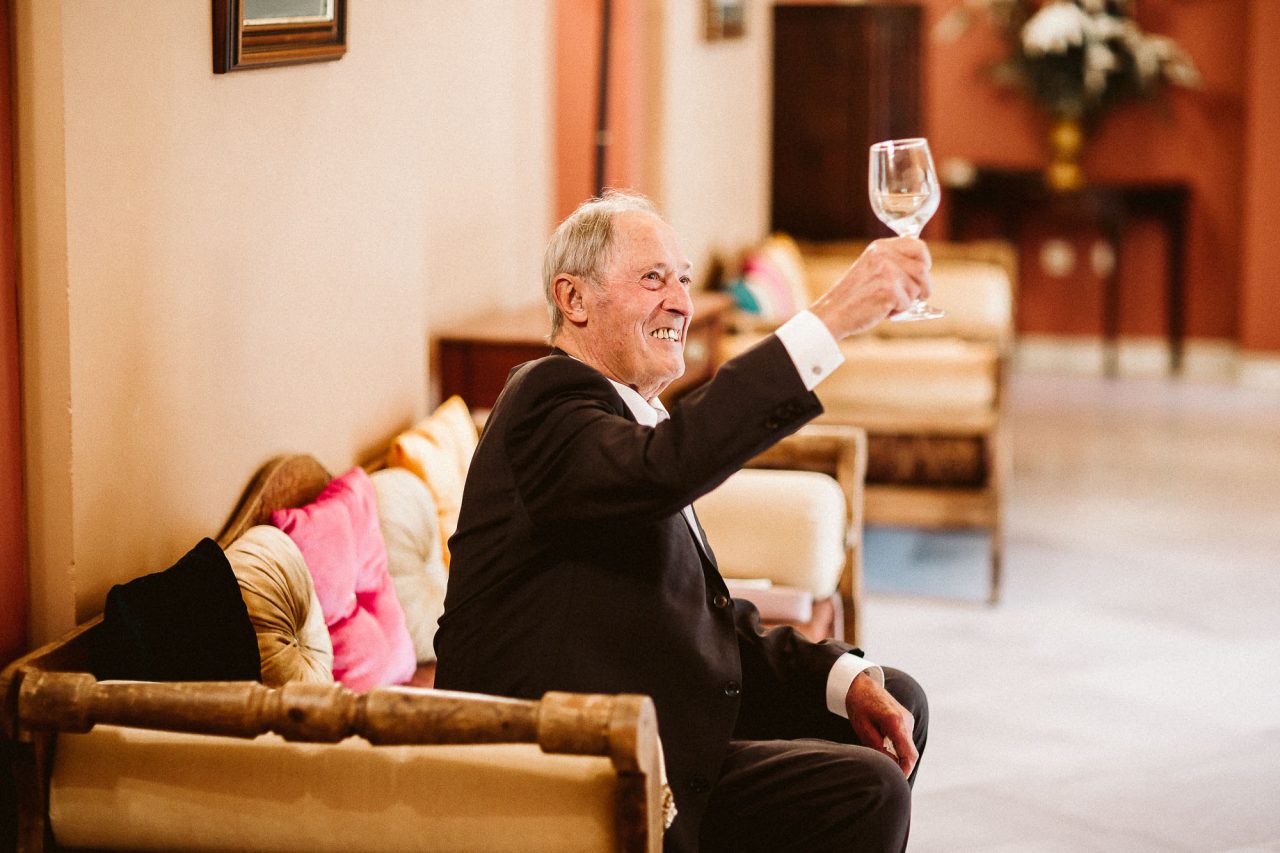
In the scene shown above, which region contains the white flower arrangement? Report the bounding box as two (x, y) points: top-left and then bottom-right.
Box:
(938, 0), (1201, 124)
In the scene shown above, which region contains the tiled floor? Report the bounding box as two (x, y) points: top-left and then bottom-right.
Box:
(860, 371), (1280, 852)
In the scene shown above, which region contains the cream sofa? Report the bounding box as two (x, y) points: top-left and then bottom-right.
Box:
(3, 454), (667, 853)
(721, 238), (1017, 603)
(2, 418), (866, 852)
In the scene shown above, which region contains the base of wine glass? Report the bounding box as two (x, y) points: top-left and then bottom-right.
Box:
(890, 299), (946, 323)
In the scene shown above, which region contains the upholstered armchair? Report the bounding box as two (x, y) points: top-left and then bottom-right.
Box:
(720, 238), (1017, 602)
(701, 424), (868, 645)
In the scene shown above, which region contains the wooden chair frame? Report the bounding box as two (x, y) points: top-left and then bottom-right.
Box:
(726, 240), (1016, 604)
(745, 423), (868, 645)
(798, 239), (1016, 604)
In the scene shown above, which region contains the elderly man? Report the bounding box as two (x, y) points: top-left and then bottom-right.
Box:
(434, 191), (930, 852)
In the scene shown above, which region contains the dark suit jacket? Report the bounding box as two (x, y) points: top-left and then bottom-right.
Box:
(434, 334), (861, 850)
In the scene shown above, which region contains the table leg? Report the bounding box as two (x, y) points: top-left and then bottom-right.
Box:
(1102, 224), (1123, 378)
(1166, 199), (1187, 375)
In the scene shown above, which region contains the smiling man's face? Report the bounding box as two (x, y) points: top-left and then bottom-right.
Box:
(575, 210), (695, 400)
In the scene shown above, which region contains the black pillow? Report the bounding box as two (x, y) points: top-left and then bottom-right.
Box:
(94, 537), (261, 682)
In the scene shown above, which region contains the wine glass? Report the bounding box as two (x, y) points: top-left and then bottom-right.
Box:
(868, 137), (944, 322)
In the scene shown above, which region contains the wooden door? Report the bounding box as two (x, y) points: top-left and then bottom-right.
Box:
(771, 4), (923, 240)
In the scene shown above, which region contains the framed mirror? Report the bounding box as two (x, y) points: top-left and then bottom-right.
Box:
(213, 0), (347, 73)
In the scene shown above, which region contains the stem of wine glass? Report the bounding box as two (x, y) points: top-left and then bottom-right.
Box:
(892, 223), (943, 320)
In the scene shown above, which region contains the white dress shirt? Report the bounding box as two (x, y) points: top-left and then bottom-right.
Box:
(602, 310), (883, 719)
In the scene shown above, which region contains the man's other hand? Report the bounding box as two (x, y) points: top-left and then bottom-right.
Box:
(844, 670), (918, 778)
(808, 237), (933, 340)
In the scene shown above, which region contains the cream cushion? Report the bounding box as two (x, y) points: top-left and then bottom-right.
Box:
(819, 337), (1000, 414)
(871, 260), (1013, 342)
(224, 526), (333, 686)
(385, 396), (479, 568)
(371, 468), (449, 663)
(719, 334), (1000, 418)
(48, 723), (620, 852)
(694, 469), (845, 597)
(799, 255), (1013, 342)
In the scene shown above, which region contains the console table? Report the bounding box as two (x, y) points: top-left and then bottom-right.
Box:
(948, 168), (1190, 376)
(434, 291), (734, 409)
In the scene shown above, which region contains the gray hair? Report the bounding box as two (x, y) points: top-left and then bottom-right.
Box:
(543, 190), (660, 341)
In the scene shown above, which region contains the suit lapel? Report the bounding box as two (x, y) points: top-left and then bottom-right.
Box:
(554, 349), (721, 573)
(687, 505), (719, 572)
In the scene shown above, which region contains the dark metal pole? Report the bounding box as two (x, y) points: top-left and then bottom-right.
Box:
(593, 0), (612, 196)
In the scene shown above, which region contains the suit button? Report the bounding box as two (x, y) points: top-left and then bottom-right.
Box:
(688, 775), (710, 794)
(712, 593), (729, 609)
(723, 680), (741, 697)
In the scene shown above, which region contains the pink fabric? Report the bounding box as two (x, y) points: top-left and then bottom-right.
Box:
(271, 467), (415, 691)
(743, 255), (797, 320)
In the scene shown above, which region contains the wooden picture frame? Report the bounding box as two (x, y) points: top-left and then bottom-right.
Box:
(705, 0), (746, 41)
(213, 0), (347, 73)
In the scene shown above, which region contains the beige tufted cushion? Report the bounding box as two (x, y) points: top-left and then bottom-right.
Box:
(799, 255), (1013, 342)
(719, 332), (999, 419)
(48, 725), (621, 852)
(384, 396), (478, 568)
(798, 253), (856, 305)
(224, 526), (333, 686)
(819, 337), (1000, 414)
(694, 469), (845, 596)
(371, 468), (449, 663)
(872, 260), (1013, 342)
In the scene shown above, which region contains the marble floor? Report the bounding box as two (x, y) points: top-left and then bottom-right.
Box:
(860, 370), (1280, 853)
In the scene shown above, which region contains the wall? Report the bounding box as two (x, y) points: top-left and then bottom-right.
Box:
(15, 0), (550, 645)
(554, 0), (650, 221)
(619, 0), (1268, 357)
(420, 4), (552, 331)
(651, 1), (773, 283)
(558, 0), (1272, 357)
(1240, 0), (1280, 374)
(923, 0), (1251, 347)
(555, 0), (772, 285)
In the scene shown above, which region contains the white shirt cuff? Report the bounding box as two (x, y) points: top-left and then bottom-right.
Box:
(825, 654), (884, 718)
(775, 310), (845, 391)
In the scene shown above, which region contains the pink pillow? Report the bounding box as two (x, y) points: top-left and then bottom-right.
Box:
(271, 467), (415, 691)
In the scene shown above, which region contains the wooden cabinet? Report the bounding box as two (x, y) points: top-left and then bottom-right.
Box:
(434, 292), (734, 410)
(771, 3), (923, 240)
(949, 168), (1190, 375)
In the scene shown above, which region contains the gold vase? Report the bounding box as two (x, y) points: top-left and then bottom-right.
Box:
(1045, 116), (1085, 192)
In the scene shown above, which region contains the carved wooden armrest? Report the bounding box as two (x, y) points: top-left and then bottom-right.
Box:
(744, 424), (868, 644)
(17, 671), (654, 765)
(11, 671), (666, 852)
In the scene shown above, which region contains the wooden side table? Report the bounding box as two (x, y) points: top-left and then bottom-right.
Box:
(948, 168), (1190, 376)
(434, 291), (734, 409)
